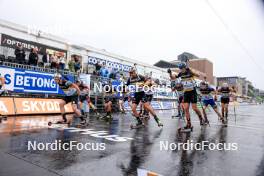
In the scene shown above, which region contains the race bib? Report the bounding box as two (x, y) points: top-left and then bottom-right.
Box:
(182, 80), (194, 91)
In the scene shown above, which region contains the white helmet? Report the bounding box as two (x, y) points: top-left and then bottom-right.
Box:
(54, 73), (62, 79)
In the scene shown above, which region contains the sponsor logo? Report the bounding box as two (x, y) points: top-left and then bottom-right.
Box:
(88, 56), (132, 72)
(50, 126), (133, 142)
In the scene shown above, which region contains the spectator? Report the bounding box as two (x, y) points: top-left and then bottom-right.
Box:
(94, 62), (101, 76)
(28, 48), (38, 66)
(42, 51), (51, 68)
(109, 68), (118, 79)
(74, 56), (81, 73)
(59, 56), (66, 70)
(14, 43), (26, 64)
(68, 57), (75, 72)
(99, 63), (109, 78)
(50, 53), (58, 69)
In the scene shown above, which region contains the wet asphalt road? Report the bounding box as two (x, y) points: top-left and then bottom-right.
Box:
(0, 105), (264, 176)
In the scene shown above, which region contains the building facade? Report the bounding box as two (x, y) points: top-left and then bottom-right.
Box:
(155, 52), (214, 85)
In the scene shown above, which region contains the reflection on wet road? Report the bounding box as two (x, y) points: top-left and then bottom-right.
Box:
(0, 105), (264, 176)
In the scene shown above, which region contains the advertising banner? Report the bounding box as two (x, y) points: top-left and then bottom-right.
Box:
(0, 34), (67, 57)
(14, 98), (73, 114)
(0, 66), (74, 94)
(88, 56), (132, 72)
(0, 97), (15, 115)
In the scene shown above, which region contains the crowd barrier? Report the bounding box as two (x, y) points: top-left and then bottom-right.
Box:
(0, 97), (73, 115)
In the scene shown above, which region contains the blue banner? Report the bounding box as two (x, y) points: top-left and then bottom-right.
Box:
(0, 66), (74, 94)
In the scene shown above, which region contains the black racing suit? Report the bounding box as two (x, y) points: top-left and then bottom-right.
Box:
(218, 87), (230, 104)
(177, 68), (197, 104)
(126, 75), (146, 105)
(59, 80), (79, 104)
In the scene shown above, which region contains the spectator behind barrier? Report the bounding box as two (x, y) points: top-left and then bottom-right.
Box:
(28, 48), (39, 66)
(94, 62), (102, 76)
(74, 56), (81, 73)
(50, 53), (58, 69)
(109, 68), (118, 79)
(68, 57), (75, 72)
(42, 51), (51, 68)
(14, 43), (26, 64)
(59, 56), (66, 70)
(99, 63), (109, 78)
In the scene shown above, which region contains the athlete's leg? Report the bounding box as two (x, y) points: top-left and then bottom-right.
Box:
(202, 105), (208, 122)
(183, 102), (192, 128)
(213, 106), (223, 120)
(225, 103), (229, 118)
(143, 102), (162, 126)
(131, 103), (140, 117)
(139, 102), (143, 116)
(72, 103), (82, 117)
(59, 99), (67, 122)
(192, 103), (203, 123)
(221, 103), (225, 118)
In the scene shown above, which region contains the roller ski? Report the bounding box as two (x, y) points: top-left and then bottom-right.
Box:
(121, 110), (126, 114)
(177, 114), (192, 133)
(75, 119), (89, 127)
(130, 121), (145, 129)
(48, 120), (71, 126)
(178, 122), (193, 133)
(172, 107), (184, 119)
(0, 115), (7, 123)
(219, 118), (227, 127)
(99, 113), (112, 123)
(172, 114), (180, 118)
(203, 118), (210, 127)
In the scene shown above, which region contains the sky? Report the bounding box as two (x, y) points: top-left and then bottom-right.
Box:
(0, 0), (264, 89)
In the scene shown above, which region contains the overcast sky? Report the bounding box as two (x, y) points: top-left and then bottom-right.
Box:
(0, 0), (264, 89)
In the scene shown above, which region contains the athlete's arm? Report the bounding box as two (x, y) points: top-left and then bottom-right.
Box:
(71, 83), (81, 95)
(189, 69), (200, 77)
(0, 77), (5, 89)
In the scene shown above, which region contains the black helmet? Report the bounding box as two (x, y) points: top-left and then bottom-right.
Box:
(129, 67), (136, 73)
(200, 81), (208, 88)
(178, 62), (187, 69)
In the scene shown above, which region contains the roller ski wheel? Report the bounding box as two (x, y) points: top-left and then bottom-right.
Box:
(130, 123), (145, 129)
(102, 115), (112, 123)
(106, 115), (113, 123)
(203, 119), (210, 126)
(2, 116), (7, 121)
(221, 119), (227, 127)
(157, 121), (163, 127)
(48, 121), (70, 126)
(171, 115), (178, 118)
(178, 126), (193, 133)
(76, 120), (89, 127)
(145, 115), (150, 121)
(199, 119), (204, 128)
